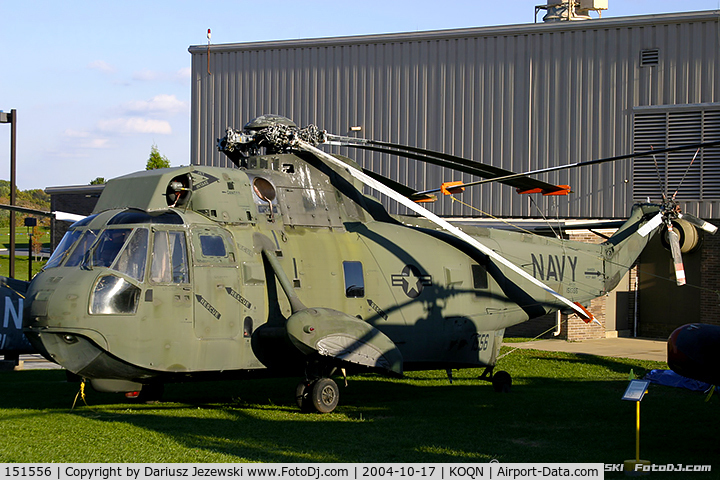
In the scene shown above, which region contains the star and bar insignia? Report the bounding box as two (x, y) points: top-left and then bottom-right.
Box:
(391, 264), (432, 298)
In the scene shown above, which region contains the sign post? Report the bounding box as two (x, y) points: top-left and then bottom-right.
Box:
(622, 379), (651, 475)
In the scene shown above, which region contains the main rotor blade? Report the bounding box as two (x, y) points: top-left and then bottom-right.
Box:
(414, 140), (720, 194)
(667, 225), (686, 286)
(361, 168), (435, 202)
(678, 212), (718, 234)
(296, 138), (593, 321)
(325, 136), (567, 195)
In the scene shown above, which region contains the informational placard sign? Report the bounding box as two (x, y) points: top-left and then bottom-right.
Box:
(622, 379), (650, 401)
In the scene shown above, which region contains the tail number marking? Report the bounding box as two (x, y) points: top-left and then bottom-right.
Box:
(472, 333), (490, 352)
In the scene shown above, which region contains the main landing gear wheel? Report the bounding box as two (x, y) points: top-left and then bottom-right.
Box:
(492, 371), (512, 393)
(296, 378), (340, 413)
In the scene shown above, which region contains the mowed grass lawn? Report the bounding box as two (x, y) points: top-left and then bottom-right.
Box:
(0, 225), (50, 278)
(1, 347), (718, 478)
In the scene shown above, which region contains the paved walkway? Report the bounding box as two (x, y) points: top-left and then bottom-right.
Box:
(10, 354), (62, 370)
(509, 337), (668, 363)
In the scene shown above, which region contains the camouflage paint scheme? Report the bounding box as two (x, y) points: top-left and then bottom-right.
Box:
(22, 147), (659, 411)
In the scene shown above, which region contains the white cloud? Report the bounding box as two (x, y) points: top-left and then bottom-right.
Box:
(131, 67), (191, 84)
(97, 117), (172, 135)
(63, 129), (90, 138)
(45, 149), (91, 159)
(87, 60), (116, 74)
(122, 94), (188, 116)
(132, 69), (162, 81)
(80, 138), (111, 149)
(62, 129), (111, 148)
(175, 67), (191, 81)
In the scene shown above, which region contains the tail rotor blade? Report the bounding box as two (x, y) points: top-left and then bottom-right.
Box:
(678, 213), (718, 234)
(638, 212), (663, 237)
(667, 225), (686, 286)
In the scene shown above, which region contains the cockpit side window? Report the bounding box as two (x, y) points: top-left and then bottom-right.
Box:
(150, 230), (189, 284)
(169, 231), (189, 283)
(112, 228), (149, 282)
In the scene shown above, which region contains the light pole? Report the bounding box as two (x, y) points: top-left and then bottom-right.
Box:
(0, 109), (17, 278)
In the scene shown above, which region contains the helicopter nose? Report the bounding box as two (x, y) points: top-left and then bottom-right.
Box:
(31, 330), (103, 374)
(21, 281), (101, 372)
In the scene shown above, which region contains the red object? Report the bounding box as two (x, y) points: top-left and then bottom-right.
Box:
(573, 302), (595, 323)
(516, 185), (571, 196)
(440, 181), (465, 195)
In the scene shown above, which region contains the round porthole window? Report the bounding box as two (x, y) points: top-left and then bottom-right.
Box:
(252, 177), (276, 202)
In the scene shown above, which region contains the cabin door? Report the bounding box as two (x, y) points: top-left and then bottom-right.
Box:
(190, 226), (243, 340)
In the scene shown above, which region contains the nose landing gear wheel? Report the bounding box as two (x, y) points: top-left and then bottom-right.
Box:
(312, 378), (339, 413)
(296, 377), (340, 413)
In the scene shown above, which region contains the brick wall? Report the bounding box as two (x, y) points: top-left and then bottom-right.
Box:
(699, 221), (720, 327)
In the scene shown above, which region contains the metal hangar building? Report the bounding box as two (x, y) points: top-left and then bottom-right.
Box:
(186, 8), (720, 339)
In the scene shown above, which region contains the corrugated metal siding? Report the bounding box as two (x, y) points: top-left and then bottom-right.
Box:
(190, 11), (720, 219)
(633, 105), (720, 218)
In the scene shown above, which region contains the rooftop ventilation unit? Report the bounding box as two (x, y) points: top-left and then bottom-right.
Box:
(535, 0), (608, 22)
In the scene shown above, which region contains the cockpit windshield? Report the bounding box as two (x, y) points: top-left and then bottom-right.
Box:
(65, 230), (100, 267)
(44, 229), (83, 269)
(44, 227), (148, 282)
(44, 224), (188, 285)
(90, 229), (132, 268)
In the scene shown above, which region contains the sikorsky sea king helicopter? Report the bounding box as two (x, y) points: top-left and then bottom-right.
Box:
(21, 115), (719, 413)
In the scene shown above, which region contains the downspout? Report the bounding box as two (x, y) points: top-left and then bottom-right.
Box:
(553, 309), (562, 336)
(633, 265), (639, 338)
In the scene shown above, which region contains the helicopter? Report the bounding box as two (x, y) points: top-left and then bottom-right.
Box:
(0, 277), (33, 367)
(20, 114), (719, 413)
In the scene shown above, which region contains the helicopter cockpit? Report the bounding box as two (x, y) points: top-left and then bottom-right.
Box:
(41, 209), (191, 316)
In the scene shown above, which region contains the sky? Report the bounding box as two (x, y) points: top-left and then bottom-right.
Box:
(1, 0), (719, 191)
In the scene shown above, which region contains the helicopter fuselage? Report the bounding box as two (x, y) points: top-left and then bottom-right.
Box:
(22, 151), (652, 393)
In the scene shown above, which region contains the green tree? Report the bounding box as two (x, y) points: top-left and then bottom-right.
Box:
(146, 144), (170, 170)
(90, 177), (106, 185)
